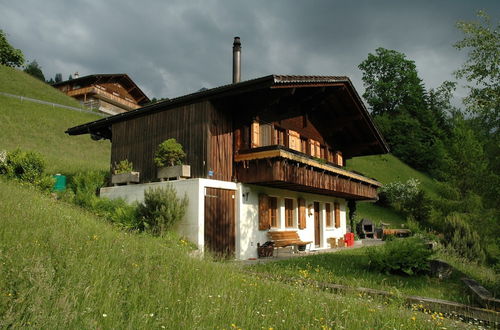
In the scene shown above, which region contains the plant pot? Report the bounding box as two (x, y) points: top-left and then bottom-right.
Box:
(157, 165), (191, 181)
(111, 172), (140, 186)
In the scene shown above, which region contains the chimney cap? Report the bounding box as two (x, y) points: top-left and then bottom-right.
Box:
(233, 36), (241, 48)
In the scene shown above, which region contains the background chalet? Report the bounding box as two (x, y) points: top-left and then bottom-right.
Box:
(53, 74), (149, 115)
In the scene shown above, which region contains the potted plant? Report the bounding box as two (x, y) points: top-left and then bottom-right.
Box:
(111, 159), (140, 185)
(155, 138), (190, 181)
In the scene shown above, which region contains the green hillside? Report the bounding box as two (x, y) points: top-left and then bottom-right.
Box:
(347, 154), (441, 198)
(0, 65), (109, 174)
(0, 65), (82, 107)
(346, 154), (443, 227)
(0, 178), (459, 329)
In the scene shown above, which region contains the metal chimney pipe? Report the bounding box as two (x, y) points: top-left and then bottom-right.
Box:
(232, 36), (241, 83)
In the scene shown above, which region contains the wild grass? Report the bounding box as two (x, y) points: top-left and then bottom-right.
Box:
(0, 179), (463, 329)
(250, 248), (474, 305)
(436, 252), (500, 297)
(0, 95), (109, 174)
(0, 65), (82, 107)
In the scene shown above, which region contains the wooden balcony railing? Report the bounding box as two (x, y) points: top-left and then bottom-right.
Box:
(235, 146), (381, 200)
(67, 86), (141, 110)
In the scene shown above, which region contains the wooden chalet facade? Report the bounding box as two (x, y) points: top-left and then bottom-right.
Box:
(66, 74), (388, 259)
(53, 74), (150, 115)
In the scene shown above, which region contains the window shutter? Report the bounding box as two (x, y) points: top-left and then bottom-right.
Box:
(298, 198), (306, 229)
(251, 122), (260, 148)
(334, 202), (341, 228)
(335, 151), (343, 166)
(288, 130), (301, 152)
(258, 194), (270, 230)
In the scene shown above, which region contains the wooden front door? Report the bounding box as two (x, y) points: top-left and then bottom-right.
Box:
(204, 187), (236, 257)
(314, 202), (320, 247)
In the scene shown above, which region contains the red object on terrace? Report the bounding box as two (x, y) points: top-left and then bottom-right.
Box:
(344, 233), (354, 247)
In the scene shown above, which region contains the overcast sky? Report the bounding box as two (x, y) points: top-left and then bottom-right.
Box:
(1, 0), (498, 106)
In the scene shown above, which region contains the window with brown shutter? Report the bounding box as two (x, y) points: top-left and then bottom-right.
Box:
(325, 203), (333, 227)
(334, 202), (341, 228)
(285, 198), (294, 228)
(259, 194), (270, 230)
(269, 196), (278, 228)
(298, 198), (306, 229)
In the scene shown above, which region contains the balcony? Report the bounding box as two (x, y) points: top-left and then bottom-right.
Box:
(67, 86), (141, 110)
(234, 146), (381, 200)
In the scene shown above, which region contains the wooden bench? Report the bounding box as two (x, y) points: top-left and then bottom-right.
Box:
(268, 231), (312, 256)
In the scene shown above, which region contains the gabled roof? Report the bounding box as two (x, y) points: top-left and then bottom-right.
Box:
(53, 73), (150, 105)
(66, 74), (389, 157)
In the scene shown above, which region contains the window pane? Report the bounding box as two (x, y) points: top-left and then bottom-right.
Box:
(285, 198), (294, 227)
(270, 197), (278, 228)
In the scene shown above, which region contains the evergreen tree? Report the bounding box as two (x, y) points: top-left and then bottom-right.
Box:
(23, 60), (45, 81)
(54, 73), (62, 83)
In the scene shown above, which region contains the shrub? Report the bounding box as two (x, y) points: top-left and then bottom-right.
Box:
(113, 159), (134, 174)
(379, 178), (420, 208)
(69, 170), (107, 208)
(403, 190), (432, 225)
(1, 149), (45, 183)
(442, 213), (485, 263)
(154, 138), (186, 167)
(368, 237), (434, 276)
(137, 185), (188, 236)
(35, 174), (56, 192)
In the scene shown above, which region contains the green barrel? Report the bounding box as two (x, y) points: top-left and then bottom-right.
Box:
(52, 174), (66, 191)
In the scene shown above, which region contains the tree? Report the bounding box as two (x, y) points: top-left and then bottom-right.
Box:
(23, 60), (45, 81)
(68, 74), (73, 80)
(0, 29), (24, 67)
(454, 10), (499, 133)
(54, 73), (62, 83)
(358, 47), (426, 116)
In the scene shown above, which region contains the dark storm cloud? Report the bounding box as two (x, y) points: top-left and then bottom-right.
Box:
(1, 0), (498, 103)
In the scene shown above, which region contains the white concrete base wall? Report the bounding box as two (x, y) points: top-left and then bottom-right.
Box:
(100, 178), (237, 252)
(101, 179), (347, 260)
(236, 184), (347, 260)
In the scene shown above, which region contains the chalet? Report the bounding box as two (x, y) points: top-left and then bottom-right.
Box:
(53, 74), (150, 115)
(66, 38), (388, 259)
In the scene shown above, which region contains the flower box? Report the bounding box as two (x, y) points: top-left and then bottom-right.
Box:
(157, 165), (191, 181)
(111, 172), (140, 186)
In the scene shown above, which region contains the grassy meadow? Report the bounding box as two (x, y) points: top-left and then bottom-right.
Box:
(0, 178), (464, 329)
(250, 248), (474, 304)
(0, 94), (109, 174)
(0, 65), (83, 107)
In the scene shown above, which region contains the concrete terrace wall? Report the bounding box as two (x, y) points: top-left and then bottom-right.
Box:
(100, 179), (237, 252)
(101, 179), (347, 260)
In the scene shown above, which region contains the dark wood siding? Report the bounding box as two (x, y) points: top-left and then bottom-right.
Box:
(236, 158), (379, 200)
(204, 187), (236, 256)
(111, 101), (211, 183)
(208, 105), (233, 181)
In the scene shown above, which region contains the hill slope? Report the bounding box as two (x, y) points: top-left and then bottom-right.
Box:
(0, 65), (109, 174)
(346, 154), (443, 227)
(0, 178), (454, 329)
(0, 65), (82, 107)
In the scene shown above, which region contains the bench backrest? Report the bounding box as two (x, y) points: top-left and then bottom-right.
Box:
(268, 231), (300, 241)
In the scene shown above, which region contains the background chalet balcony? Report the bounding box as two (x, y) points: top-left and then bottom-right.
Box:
(234, 146), (381, 200)
(67, 86), (141, 110)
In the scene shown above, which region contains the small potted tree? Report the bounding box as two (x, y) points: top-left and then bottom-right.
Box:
(155, 138), (190, 181)
(111, 159), (140, 185)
